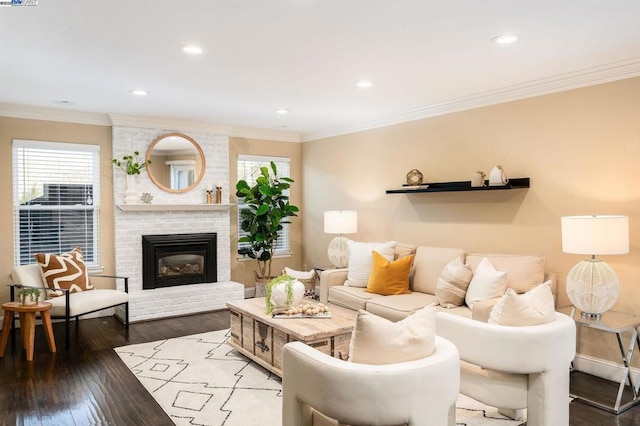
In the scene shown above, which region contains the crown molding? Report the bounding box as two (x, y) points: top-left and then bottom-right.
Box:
(108, 113), (232, 135)
(301, 57), (640, 142)
(229, 127), (301, 143)
(0, 103), (111, 126)
(108, 114), (301, 142)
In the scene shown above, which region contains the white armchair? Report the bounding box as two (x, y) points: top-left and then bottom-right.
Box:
(436, 311), (576, 426)
(282, 336), (460, 426)
(10, 264), (129, 349)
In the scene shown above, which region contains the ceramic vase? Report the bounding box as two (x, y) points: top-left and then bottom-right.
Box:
(270, 280), (305, 309)
(124, 174), (139, 204)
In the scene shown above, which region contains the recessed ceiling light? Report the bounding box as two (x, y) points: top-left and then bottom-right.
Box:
(274, 109), (290, 115)
(130, 89), (148, 96)
(181, 45), (203, 55)
(273, 124), (288, 128)
(356, 81), (373, 88)
(53, 100), (74, 105)
(491, 34), (520, 44)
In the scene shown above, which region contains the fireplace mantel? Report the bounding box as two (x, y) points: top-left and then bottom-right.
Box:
(117, 204), (233, 212)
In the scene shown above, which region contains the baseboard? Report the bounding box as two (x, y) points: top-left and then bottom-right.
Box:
(573, 353), (640, 385)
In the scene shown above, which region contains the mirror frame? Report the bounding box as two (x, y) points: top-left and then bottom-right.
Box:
(146, 132), (206, 193)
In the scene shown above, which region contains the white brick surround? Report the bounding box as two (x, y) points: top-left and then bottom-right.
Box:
(112, 126), (243, 322)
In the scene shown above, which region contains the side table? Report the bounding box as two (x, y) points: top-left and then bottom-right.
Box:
(0, 302), (56, 361)
(559, 306), (640, 414)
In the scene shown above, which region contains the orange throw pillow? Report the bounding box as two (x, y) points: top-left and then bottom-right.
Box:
(35, 247), (93, 297)
(366, 251), (414, 295)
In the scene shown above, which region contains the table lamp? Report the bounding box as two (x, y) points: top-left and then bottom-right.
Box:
(561, 215), (629, 320)
(324, 211), (358, 268)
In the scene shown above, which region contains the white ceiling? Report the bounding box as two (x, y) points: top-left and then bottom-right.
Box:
(1, 0), (639, 141)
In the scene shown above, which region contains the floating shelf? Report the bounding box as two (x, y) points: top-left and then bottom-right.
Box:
(386, 177), (530, 194)
(116, 203), (234, 212)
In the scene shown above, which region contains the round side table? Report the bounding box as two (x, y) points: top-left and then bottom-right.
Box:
(0, 301), (56, 361)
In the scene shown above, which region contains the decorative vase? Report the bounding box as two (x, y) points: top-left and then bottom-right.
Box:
(124, 174), (139, 204)
(270, 280), (305, 309)
(19, 295), (37, 306)
(488, 165), (509, 186)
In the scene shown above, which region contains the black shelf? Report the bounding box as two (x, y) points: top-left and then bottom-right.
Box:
(386, 177), (530, 194)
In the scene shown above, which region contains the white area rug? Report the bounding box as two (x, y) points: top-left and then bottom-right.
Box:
(115, 329), (525, 426)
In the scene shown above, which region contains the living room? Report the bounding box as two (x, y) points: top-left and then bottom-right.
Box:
(1, 1), (640, 425)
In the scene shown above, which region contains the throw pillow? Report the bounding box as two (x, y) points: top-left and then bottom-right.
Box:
(489, 281), (555, 326)
(345, 240), (397, 287)
(436, 257), (473, 308)
(35, 247), (93, 297)
(366, 252), (414, 295)
(465, 257), (507, 309)
(348, 304), (436, 364)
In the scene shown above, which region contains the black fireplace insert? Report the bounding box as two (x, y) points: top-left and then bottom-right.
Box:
(142, 233), (217, 289)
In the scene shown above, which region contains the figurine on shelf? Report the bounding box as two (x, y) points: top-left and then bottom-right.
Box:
(489, 165), (509, 186)
(140, 192), (153, 204)
(205, 184), (214, 204)
(471, 171), (486, 187)
(406, 169), (423, 186)
(215, 183), (222, 204)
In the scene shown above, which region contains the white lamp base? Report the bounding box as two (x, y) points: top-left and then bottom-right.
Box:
(566, 259), (619, 318)
(327, 236), (349, 268)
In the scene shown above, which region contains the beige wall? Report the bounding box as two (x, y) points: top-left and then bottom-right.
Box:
(301, 77), (640, 365)
(0, 117), (115, 305)
(229, 137), (303, 289)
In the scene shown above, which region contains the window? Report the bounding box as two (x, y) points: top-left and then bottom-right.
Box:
(13, 140), (101, 267)
(237, 154), (292, 257)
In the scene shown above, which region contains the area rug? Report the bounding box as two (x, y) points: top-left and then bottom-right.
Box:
(115, 329), (525, 426)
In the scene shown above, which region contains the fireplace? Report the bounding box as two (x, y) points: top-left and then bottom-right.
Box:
(142, 233), (217, 289)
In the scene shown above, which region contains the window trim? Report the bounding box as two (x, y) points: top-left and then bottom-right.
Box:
(12, 139), (101, 267)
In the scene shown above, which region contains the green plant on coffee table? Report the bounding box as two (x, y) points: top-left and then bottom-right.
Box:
(265, 274), (295, 315)
(17, 287), (41, 305)
(111, 151), (151, 175)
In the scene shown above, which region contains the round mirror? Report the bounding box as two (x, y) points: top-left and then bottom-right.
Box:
(146, 133), (206, 193)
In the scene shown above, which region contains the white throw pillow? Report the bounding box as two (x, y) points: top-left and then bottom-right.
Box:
(465, 257), (508, 309)
(345, 240), (396, 287)
(436, 257), (473, 308)
(489, 281), (555, 326)
(348, 304), (436, 364)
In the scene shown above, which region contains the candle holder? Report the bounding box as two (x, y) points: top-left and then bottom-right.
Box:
(215, 186), (222, 204)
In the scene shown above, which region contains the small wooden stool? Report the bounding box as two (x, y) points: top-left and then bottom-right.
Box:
(0, 302), (56, 361)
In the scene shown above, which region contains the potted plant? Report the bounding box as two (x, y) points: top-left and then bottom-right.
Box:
(264, 274), (305, 314)
(111, 151), (151, 175)
(111, 151), (151, 204)
(236, 161), (299, 282)
(17, 287), (41, 305)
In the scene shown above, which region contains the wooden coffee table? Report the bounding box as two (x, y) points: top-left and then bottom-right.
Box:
(226, 298), (356, 377)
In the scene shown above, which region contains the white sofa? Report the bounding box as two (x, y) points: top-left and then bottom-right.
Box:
(282, 336), (460, 426)
(319, 245), (576, 425)
(320, 246), (558, 321)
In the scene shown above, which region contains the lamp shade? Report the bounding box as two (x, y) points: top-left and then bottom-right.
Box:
(324, 211), (358, 235)
(561, 215), (629, 255)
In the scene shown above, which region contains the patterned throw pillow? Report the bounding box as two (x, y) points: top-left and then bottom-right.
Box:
(35, 247), (93, 297)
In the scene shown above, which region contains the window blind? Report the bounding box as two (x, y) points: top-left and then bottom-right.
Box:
(13, 140), (101, 266)
(237, 154), (291, 257)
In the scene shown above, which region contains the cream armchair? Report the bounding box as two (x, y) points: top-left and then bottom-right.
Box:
(282, 337), (460, 426)
(10, 264), (129, 349)
(436, 311), (576, 426)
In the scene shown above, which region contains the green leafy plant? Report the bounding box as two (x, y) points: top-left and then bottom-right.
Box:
(264, 274), (295, 314)
(111, 151), (151, 175)
(236, 161), (299, 279)
(17, 287), (41, 305)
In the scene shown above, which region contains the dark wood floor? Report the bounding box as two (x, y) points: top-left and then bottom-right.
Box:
(1, 310), (640, 426)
